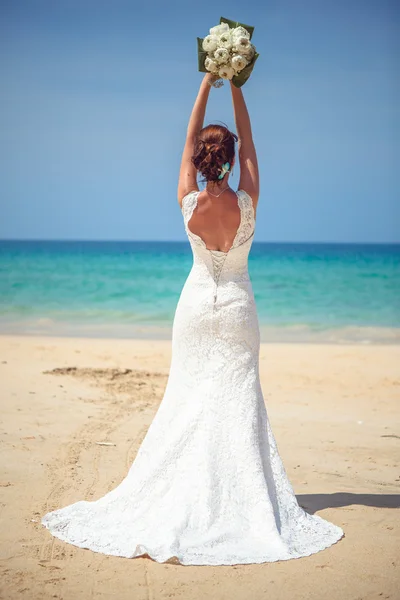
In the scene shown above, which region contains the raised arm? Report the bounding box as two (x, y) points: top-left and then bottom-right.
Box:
(230, 83), (259, 213)
(177, 74), (214, 205)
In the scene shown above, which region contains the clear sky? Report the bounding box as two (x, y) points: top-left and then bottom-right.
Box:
(1, 0), (399, 243)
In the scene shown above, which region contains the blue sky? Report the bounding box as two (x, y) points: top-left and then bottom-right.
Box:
(1, 0), (399, 243)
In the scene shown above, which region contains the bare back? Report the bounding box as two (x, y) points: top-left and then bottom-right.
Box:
(188, 190), (240, 252)
(187, 189), (251, 253)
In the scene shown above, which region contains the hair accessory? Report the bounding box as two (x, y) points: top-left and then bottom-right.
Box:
(218, 162), (231, 180)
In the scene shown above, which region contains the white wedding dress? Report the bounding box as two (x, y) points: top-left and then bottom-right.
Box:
(41, 189), (344, 565)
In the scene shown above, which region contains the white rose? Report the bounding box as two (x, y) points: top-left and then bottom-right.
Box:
(209, 22), (229, 37)
(232, 26), (251, 42)
(218, 65), (235, 80)
(233, 37), (252, 54)
(214, 47), (229, 64)
(202, 35), (218, 53)
(231, 54), (249, 73)
(205, 57), (218, 74)
(218, 31), (233, 50)
(242, 45), (255, 60)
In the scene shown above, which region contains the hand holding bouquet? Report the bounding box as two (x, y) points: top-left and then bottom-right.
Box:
(197, 17), (259, 87)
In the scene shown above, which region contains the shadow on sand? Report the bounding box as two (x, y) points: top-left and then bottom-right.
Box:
(297, 492), (400, 514)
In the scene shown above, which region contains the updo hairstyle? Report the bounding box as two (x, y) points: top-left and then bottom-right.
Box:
(191, 124), (238, 182)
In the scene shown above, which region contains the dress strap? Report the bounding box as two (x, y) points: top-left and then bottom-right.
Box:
(181, 190), (199, 226)
(235, 190), (256, 247)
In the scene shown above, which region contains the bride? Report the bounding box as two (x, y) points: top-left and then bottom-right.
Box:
(41, 73), (344, 565)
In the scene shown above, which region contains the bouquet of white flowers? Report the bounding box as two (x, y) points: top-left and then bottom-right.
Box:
(197, 17), (259, 87)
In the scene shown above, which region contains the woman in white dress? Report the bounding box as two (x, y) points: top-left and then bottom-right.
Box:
(41, 74), (344, 565)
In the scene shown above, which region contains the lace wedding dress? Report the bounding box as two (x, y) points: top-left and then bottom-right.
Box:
(41, 189), (344, 565)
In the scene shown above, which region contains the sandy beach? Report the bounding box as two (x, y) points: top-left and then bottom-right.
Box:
(0, 334), (399, 600)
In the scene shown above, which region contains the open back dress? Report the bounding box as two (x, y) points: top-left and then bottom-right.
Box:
(41, 189), (344, 565)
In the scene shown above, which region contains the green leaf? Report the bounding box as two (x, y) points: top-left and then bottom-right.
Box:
(197, 37), (208, 72)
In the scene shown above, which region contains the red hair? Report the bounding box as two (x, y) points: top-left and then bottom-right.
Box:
(191, 124), (238, 182)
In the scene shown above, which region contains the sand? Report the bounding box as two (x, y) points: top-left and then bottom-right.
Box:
(0, 334), (399, 600)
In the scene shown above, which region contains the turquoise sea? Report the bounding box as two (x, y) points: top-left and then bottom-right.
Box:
(0, 240), (399, 344)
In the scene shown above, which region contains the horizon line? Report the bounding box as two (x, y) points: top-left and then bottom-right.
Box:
(0, 238), (400, 246)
